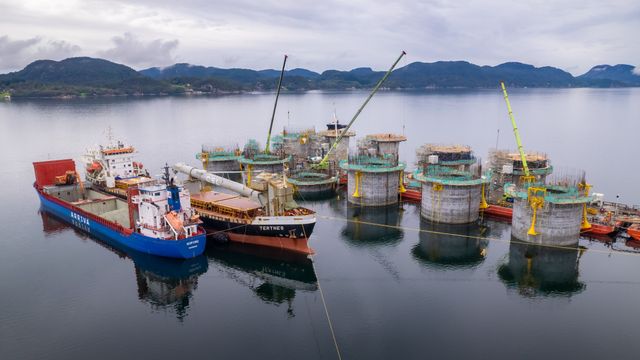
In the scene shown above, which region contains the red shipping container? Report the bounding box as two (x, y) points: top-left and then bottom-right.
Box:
(33, 159), (76, 188)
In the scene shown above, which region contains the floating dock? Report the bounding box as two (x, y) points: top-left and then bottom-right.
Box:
(340, 133), (407, 206)
(415, 144), (488, 224)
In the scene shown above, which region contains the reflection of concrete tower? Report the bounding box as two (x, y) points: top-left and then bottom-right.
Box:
(342, 205), (404, 246)
(498, 241), (585, 297)
(413, 220), (489, 268)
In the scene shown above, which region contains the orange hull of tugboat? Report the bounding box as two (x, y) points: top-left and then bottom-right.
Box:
(628, 226), (640, 242)
(582, 223), (616, 236)
(483, 205), (513, 219)
(401, 188), (422, 202)
(339, 174), (348, 186)
(226, 232), (315, 255)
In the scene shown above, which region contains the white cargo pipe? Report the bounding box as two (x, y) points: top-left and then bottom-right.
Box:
(173, 163), (266, 206)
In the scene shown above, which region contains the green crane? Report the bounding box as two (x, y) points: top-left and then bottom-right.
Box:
(314, 51), (407, 169)
(265, 54), (288, 154)
(500, 81), (534, 183)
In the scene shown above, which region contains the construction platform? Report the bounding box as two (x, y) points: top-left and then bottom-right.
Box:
(416, 144), (476, 171)
(196, 145), (242, 181)
(488, 149), (553, 204)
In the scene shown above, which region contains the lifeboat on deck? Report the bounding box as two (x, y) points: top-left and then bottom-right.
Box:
(86, 161), (102, 173)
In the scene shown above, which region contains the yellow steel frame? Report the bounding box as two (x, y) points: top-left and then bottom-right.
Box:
(527, 187), (546, 235)
(579, 182), (592, 230)
(398, 171), (406, 193)
(352, 171), (361, 198)
(246, 164), (253, 186)
(479, 182), (489, 209)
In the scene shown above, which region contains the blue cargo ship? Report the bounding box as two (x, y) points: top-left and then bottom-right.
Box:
(34, 159), (206, 259)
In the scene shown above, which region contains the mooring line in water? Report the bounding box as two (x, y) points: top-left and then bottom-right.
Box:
(302, 221), (342, 360)
(310, 258), (343, 360)
(318, 215), (640, 257)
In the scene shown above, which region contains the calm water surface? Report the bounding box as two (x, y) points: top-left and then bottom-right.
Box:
(1, 89), (639, 359)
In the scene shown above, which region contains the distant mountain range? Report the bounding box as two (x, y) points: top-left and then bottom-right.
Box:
(0, 57), (638, 98)
(577, 64), (640, 86)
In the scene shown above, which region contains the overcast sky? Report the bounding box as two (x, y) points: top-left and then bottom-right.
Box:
(0, 0), (638, 74)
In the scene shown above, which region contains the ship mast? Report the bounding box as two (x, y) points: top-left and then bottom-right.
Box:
(265, 55), (288, 154)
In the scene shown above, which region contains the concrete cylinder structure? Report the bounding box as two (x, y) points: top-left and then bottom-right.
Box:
(420, 182), (483, 224)
(204, 159), (239, 172)
(511, 197), (584, 246)
(320, 130), (355, 164)
(345, 168), (403, 206)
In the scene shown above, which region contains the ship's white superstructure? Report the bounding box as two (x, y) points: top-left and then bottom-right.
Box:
(81, 129), (148, 188)
(132, 175), (200, 240)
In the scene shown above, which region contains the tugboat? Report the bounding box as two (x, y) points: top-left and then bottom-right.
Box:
(34, 159), (206, 259)
(628, 224), (640, 242)
(326, 111), (347, 131)
(81, 128), (152, 198)
(173, 163), (316, 255)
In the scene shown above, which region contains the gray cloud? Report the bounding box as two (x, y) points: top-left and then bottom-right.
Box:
(0, 35), (81, 72)
(0, 1), (638, 74)
(98, 32), (178, 69)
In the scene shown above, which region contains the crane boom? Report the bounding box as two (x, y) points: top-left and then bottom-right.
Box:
(500, 81), (531, 179)
(265, 55), (288, 154)
(316, 51), (407, 168)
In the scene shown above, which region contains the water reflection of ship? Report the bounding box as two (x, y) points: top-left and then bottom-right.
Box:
(412, 220), (489, 269)
(498, 240), (586, 297)
(39, 209), (208, 320)
(342, 205), (404, 246)
(206, 244), (318, 317)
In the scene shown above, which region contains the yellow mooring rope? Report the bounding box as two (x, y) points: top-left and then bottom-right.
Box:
(317, 214), (640, 257)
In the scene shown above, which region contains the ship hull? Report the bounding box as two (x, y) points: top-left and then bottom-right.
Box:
(37, 189), (206, 259)
(200, 216), (315, 255)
